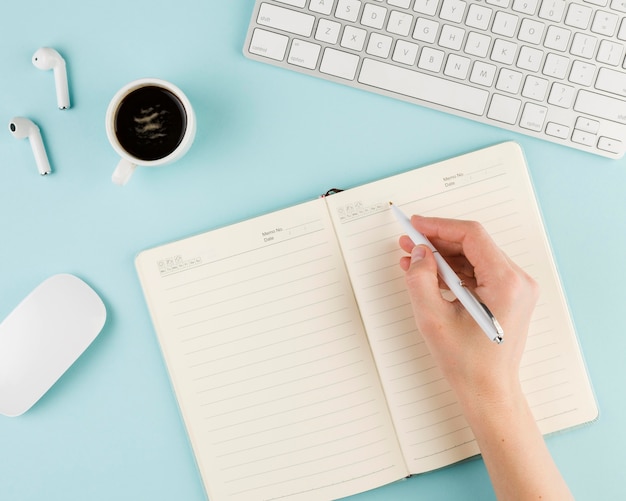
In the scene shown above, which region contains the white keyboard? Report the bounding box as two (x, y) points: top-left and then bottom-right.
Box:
(244, 0), (626, 159)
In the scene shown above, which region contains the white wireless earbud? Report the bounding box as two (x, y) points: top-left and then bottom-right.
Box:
(9, 117), (52, 176)
(32, 47), (70, 110)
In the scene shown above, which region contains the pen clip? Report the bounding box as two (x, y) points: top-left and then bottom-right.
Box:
(462, 284), (504, 344)
(478, 300), (504, 343)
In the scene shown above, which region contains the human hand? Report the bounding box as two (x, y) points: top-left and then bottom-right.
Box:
(398, 216), (539, 407)
(399, 216), (574, 500)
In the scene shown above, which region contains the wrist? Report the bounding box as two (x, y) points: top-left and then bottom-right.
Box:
(455, 376), (527, 429)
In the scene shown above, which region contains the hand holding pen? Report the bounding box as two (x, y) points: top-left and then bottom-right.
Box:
(392, 207), (540, 394)
(390, 202), (504, 344)
(392, 211), (574, 501)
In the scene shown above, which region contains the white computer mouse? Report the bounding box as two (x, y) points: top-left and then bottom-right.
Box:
(0, 274), (106, 417)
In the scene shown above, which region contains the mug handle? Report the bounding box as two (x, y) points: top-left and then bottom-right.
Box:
(112, 158), (137, 186)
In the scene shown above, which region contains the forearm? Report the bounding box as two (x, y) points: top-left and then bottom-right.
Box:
(459, 383), (573, 501)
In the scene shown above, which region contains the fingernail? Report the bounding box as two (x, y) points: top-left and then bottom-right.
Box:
(411, 245), (426, 263)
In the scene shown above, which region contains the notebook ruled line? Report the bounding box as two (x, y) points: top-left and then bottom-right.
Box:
(216, 412), (382, 459)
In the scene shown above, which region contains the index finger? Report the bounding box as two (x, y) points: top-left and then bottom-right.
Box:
(410, 215), (510, 274)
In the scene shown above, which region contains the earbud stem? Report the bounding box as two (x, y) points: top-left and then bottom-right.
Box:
(54, 62), (70, 110)
(30, 127), (52, 175)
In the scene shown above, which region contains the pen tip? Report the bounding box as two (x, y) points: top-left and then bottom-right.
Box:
(388, 201), (393, 206)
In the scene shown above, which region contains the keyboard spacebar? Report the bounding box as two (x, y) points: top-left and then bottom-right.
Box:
(358, 58), (489, 116)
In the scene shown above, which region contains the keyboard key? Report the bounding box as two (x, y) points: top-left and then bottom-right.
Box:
(542, 53), (569, 78)
(440, 0), (467, 23)
(512, 0), (539, 14)
(539, 0), (566, 22)
(591, 10), (619, 36)
(393, 40), (419, 65)
(366, 32), (393, 58)
(546, 122), (570, 139)
(518, 18), (545, 44)
(574, 90), (626, 124)
(487, 94), (522, 124)
(320, 48), (359, 80)
(466, 4), (493, 30)
(596, 40), (624, 65)
(444, 54), (471, 79)
(575, 117), (600, 134)
(249, 28), (289, 61)
(315, 18), (341, 44)
(572, 129), (595, 146)
(341, 25), (367, 51)
(358, 58), (489, 115)
(387, 11), (413, 36)
(544, 25), (571, 51)
(522, 75), (549, 100)
(439, 25), (465, 50)
(275, 0), (306, 7)
(419, 47), (445, 71)
(361, 3), (387, 29)
(496, 68), (523, 93)
(492, 11), (519, 37)
(288, 39), (321, 69)
(491, 39), (517, 64)
(520, 102), (547, 131)
(568, 60), (596, 86)
(598, 136), (622, 154)
(465, 32), (492, 57)
(388, 0), (411, 7)
(469, 61), (497, 86)
(309, 0), (335, 14)
(547, 82), (575, 107)
(336, 0), (362, 22)
(413, 18), (439, 43)
(516, 46), (543, 71)
(570, 33), (597, 59)
(414, 0), (440, 15)
(564, 3), (593, 29)
(596, 67), (626, 98)
(257, 3), (315, 37)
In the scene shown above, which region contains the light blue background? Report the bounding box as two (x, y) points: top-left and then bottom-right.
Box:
(1, 2), (625, 500)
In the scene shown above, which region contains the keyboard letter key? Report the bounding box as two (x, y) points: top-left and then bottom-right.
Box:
(310, 0), (336, 15)
(336, 0), (362, 22)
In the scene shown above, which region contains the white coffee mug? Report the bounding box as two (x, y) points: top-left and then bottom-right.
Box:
(105, 78), (196, 185)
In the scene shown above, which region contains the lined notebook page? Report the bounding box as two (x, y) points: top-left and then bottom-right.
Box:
(135, 199), (408, 501)
(325, 142), (597, 474)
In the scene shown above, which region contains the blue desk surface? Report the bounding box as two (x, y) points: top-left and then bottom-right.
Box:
(1, 2), (625, 500)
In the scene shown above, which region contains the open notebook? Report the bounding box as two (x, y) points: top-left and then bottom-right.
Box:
(136, 142), (597, 501)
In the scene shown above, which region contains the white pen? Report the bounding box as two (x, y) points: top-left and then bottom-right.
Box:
(389, 202), (504, 344)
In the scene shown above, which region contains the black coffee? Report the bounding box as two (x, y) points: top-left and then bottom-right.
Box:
(114, 86), (187, 161)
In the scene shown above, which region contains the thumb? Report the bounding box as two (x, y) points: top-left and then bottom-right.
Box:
(405, 245), (453, 331)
